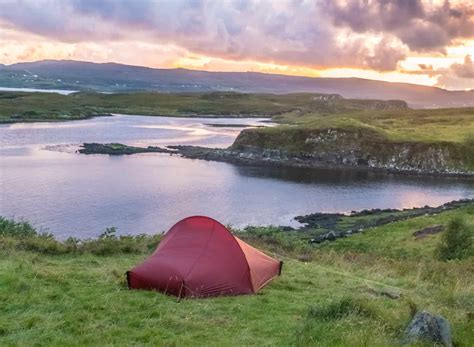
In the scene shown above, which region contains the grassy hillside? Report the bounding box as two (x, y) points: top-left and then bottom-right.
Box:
(1, 203), (473, 346)
(271, 106), (474, 143)
(0, 91), (406, 123)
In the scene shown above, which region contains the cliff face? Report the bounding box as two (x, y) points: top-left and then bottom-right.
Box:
(226, 127), (474, 176)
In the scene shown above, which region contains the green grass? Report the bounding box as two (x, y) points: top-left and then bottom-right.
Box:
(320, 204), (474, 259)
(0, 91), (409, 123)
(0, 91), (335, 123)
(273, 107), (474, 144)
(1, 204), (473, 346)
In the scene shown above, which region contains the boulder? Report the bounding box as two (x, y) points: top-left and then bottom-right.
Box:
(402, 310), (452, 347)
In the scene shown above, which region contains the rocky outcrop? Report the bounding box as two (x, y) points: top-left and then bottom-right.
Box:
(234, 128), (473, 175)
(78, 143), (174, 155)
(173, 127), (473, 177)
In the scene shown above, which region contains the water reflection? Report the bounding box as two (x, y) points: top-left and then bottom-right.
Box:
(234, 164), (474, 187)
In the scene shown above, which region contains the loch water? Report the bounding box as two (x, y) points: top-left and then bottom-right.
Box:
(1, 114), (473, 238)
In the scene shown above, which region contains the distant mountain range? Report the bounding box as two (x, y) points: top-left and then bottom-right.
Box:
(1, 60), (473, 108)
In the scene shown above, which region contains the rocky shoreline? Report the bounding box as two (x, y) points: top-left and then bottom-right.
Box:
(292, 198), (474, 244)
(76, 141), (474, 178)
(168, 145), (474, 178)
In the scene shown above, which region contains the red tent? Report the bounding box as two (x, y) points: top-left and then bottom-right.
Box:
(127, 216), (282, 298)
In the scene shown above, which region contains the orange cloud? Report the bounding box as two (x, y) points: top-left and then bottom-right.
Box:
(0, 1), (473, 90)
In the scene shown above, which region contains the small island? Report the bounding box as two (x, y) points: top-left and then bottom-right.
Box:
(78, 143), (175, 155)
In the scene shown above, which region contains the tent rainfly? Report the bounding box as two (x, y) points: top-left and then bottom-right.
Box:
(127, 216), (282, 298)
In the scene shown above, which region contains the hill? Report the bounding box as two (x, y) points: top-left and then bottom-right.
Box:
(1, 60), (473, 108)
(220, 105), (474, 175)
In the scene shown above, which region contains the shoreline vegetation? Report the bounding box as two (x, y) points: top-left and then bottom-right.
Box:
(1, 200), (473, 345)
(2, 90), (474, 176)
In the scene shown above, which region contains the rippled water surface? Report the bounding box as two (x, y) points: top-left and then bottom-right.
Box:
(1, 114), (473, 238)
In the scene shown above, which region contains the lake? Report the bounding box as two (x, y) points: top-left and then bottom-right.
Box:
(1, 114), (473, 239)
(0, 87), (77, 95)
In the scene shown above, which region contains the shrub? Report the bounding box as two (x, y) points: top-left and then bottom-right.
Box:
(80, 229), (162, 256)
(0, 217), (162, 256)
(0, 217), (37, 237)
(18, 233), (67, 254)
(435, 216), (473, 261)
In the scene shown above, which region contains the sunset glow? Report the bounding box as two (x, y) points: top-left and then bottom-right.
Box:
(0, 0), (473, 90)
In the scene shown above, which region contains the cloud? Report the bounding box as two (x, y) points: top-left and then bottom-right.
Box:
(0, 0), (472, 76)
(323, 0), (474, 52)
(424, 55), (474, 89)
(0, 0), (408, 71)
(436, 74), (474, 90)
(397, 55), (474, 89)
(450, 55), (474, 78)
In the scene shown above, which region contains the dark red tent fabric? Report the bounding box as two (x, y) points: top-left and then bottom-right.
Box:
(127, 216), (282, 298)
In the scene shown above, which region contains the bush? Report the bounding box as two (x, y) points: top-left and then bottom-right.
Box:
(0, 217), (66, 254)
(0, 217), (37, 237)
(80, 227), (162, 256)
(435, 216), (473, 261)
(0, 217), (162, 256)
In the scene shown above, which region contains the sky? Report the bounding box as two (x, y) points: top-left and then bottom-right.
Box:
(0, 0), (473, 90)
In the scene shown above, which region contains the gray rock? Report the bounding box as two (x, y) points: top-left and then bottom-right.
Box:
(325, 231), (337, 241)
(402, 310), (453, 347)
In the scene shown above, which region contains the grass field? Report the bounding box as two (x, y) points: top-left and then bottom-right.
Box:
(0, 90), (409, 121)
(272, 106), (474, 144)
(1, 203), (473, 346)
(0, 91), (328, 123)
